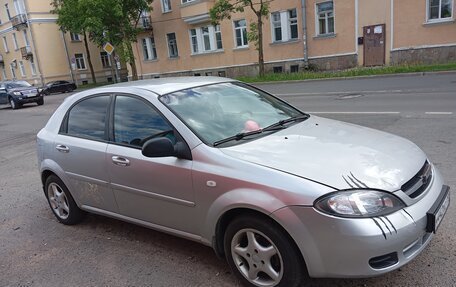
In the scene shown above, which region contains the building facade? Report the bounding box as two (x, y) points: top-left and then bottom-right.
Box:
(0, 0), (127, 86)
(132, 0), (456, 78)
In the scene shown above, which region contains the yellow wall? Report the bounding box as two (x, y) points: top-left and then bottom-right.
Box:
(393, 0), (456, 49)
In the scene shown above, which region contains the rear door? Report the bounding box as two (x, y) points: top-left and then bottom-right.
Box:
(53, 94), (118, 212)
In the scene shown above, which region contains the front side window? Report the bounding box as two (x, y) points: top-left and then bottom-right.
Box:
(316, 1), (334, 35)
(113, 95), (172, 147)
(428, 0), (453, 21)
(167, 33), (179, 58)
(66, 96), (110, 141)
(162, 0), (171, 12)
(160, 83), (303, 146)
(234, 19), (248, 47)
(189, 25), (223, 54)
(75, 53), (86, 70)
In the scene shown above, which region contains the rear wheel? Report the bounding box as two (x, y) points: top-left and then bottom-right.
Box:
(224, 215), (307, 287)
(45, 175), (85, 225)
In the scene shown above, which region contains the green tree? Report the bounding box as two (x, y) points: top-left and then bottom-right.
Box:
(52, 0), (97, 83)
(52, 0), (153, 81)
(210, 0), (270, 77)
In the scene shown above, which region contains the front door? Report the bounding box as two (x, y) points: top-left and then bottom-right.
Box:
(363, 24), (386, 67)
(106, 94), (197, 234)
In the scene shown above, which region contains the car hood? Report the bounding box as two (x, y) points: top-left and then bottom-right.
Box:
(10, 87), (38, 93)
(220, 116), (426, 191)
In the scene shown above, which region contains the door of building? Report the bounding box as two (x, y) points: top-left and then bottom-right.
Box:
(363, 24), (385, 66)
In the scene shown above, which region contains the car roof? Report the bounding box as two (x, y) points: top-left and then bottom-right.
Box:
(90, 76), (237, 95)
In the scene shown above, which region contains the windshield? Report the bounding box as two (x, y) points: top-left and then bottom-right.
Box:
(160, 82), (305, 146)
(6, 81), (32, 89)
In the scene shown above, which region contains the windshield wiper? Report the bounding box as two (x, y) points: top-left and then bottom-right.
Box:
(262, 114), (310, 131)
(213, 125), (286, 147)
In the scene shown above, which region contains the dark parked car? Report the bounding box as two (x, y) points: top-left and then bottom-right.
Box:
(41, 80), (77, 95)
(0, 80), (43, 109)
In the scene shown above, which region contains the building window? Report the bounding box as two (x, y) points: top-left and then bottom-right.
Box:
(167, 33), (179, 58)
(10, 63), (16, 79)
(75, 53), (86, 70)
(30, 59), (36, 75)
(3, 37), (9, 53)
(12, 33), (18, 50)
(316, 1), (334, 35)
(162, 0), (171, 12)
(22, 30), (29, 46)
(19, 61), (25, 77)
(182, 0), (195, 4)
(271, 9), (298, 42)
(142, 37), (157, 60)
(70, 33), (81, 41)
(100, 51), (111, 68)
(234, 19), (248, 47)
(5, 4), (11, 20)
(428, 0), (453, 21)
(290, 65), (299, 73)
(1, 67), (7, 80)
(13, 0), (25, 14)
(189, 25), (223, 54)
(273, 66), (283, 73)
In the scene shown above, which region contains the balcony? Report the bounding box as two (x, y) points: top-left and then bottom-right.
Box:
(181, 0), (215, 24)
(20, 46), (33, 60)
(11, 14), (28, 30)
(138, 15), (153, 31)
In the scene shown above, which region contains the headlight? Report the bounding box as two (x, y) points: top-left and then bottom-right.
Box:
(314, 189), (405, 218)
(13, 91), (22, 96)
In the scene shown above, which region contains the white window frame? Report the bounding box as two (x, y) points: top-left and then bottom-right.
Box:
(22, 29), (29, 46)
(13, 0), (25, 14)
(1, 67), (7, 80)
(100, 51), (112, 67)
(18, 60), (25, 77)
(12, 33), (18, 50)
(315, 1), (335, 36)
(233, 19), (248, 48)
(70, 33), (81, 41)
(75, 53), (87, 70)
(3, 37), (9, 53)
(271, 9), (299, 43)
(189, 25), (223, 55)
(10, 63), (16, 79)
(142, 37), (157, 60)
(161, 0), (172, 12)
(167, 33), (179, 58)
(271, 12), (282, 42)
(426, 0), (454, 22)
(30, 59), (36, 76)
(288, 9), (298, 40)
(181, 0), (196, 4)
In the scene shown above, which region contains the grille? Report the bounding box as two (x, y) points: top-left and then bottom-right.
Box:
(401, 161), (432, 199)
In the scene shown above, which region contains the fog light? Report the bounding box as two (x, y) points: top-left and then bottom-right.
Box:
(369, 252), (398, 269)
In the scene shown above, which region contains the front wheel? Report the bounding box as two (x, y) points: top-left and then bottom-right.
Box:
(9, 98), (19, 110)
(45, 175), (85, 225)
(224, 215), (307, 287)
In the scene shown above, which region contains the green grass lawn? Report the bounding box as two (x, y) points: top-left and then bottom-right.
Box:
(237, 62), (456, 83)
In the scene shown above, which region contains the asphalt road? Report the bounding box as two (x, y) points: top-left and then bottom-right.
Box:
(1, 73), (455, 287)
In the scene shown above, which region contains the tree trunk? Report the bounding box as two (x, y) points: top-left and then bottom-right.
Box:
(83, 31), (97, 84)
(127, 41), (138, 81)
(257, 13), (265, 77)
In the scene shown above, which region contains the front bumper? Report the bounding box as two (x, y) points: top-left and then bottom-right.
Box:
(17, 94), (43, 104)
(271, 167), (450, 278)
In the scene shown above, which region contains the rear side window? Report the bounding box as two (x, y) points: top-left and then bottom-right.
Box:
(66, 95), (110, 141)
(113, 95), (172, 147)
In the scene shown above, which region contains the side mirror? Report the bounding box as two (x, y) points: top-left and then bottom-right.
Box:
(142, 137), (176, 158)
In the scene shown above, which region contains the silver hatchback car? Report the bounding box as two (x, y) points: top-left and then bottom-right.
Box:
(37, 77), (450, 287)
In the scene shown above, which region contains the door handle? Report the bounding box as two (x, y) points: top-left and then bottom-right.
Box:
(55, 144), (70, 153)
(112, 156), (130, 167)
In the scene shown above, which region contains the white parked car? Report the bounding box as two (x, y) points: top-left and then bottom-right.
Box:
(37, 77), (450, 287)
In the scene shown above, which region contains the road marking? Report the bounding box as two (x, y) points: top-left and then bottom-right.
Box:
(425, 112), (453, 115)
(308, 111), (401, 114)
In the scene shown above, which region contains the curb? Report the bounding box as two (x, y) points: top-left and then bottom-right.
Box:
(249, 70), (456, 86)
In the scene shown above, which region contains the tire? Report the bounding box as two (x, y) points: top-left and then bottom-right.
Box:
(37, 98), (44, 106)
(9, 98), (19, 110)
(224, 215), (307, 287)
(45, 175), (85, 225)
